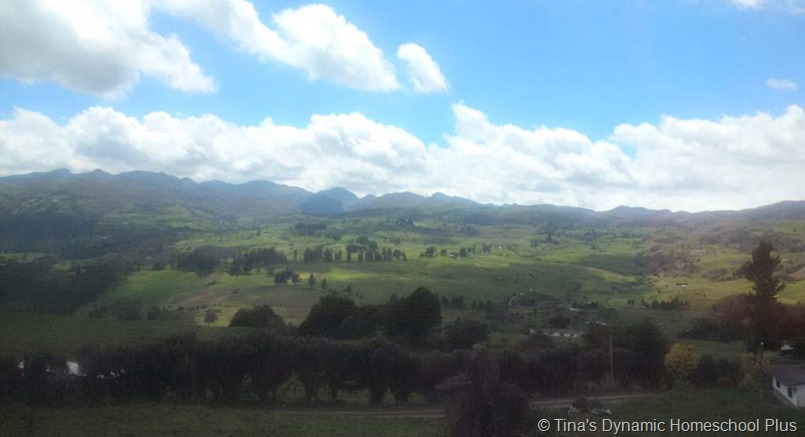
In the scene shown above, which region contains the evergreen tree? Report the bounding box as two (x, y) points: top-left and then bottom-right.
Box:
(742, 241), (785, 346)
(743, 241), (785, 303)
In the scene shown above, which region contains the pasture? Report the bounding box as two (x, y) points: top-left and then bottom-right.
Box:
(97, 218), (805, 338)
(0, 404), (446, 437)
(0, 312), (248, 359)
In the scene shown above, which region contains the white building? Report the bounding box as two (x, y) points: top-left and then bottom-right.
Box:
(768, 365), (805, 407)
(541, 328), (582, 338)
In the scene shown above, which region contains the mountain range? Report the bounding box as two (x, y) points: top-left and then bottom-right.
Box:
(0, 168), (801, 234)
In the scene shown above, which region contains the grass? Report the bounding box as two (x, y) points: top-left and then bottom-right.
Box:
(100, 269), (208, 306)
(93, 217), (805, 341)
(0, 312), (250, 360)
(538, 387), (804, 436)
(3, 388), (793, 437)
(0, 404), (447, 437)
(103, 249), (637, 326)
(614, 387), (802, 436)
(7, 216), (804, 353)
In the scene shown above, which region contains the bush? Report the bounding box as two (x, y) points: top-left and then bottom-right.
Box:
(444, 319), (490, 350)
(691, 355), (741, 388)
(229, 305), (286, 332)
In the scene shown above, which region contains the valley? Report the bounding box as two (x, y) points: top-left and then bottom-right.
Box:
(1, 170), (803, 436)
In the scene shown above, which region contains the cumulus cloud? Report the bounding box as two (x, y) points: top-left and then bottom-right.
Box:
(0, 0), (216, 97)
(0, 1), (400, 96)
(611, 106), (805, 209)
(766, 78), (799, 90)
(1, 105), (803, 212)
(162, 1), (400, 91)
(0, 106), (427, 195)
(434, 104), (634, 207)
(397, 43), (448, 93)
(270, 4), (400, 91)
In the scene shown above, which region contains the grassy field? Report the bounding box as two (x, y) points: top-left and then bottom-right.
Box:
(1, 388), (802, 437)
(0, 312), (250, 359)
(89, 218), (805, 340)
(0, 404), (447, 437)
(4, 215), (802, 361)
(536, 387), (804, 436)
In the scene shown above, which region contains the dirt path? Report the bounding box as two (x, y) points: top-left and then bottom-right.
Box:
(278, 408), (447, 419)
(276, 392), (661, 419)
(530, 392), (660, 409)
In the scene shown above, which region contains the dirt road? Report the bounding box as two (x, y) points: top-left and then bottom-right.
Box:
(277, 392), (660, 419)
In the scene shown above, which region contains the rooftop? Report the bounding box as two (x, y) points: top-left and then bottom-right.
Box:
(768, 365), (805, 386)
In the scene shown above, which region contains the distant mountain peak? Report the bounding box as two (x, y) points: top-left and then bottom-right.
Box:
(316, 187), (359, 205)
(430, 192), (475, 204)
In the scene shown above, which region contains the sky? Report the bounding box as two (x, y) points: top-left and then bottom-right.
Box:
(0, 0), (803, 212)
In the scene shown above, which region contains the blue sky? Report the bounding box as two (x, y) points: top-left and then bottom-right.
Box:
(0, 0), (803, 211)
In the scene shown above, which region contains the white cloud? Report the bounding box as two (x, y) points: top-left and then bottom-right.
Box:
(0, 0), (216, 97)
(155, 1), (400, 91)
(728, 0), (805, 13)
(1, 105), (804, 212)
(611, 106), (805, 209)
(730, 0), (765, 9)
(397, 43), (448, 93)
(0, 106), (427, 195)
(766, 78), (799, 90)
(0, 1), (400, 96)
(271, 4), (400, 91)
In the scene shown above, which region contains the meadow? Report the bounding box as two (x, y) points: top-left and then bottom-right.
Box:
(1, 388), (800, 437)
(0, 403), (446, 437)
(1, 207), (804, 437)
(0, 312), (250, 359)
(96, 217), (805, 338)
(537, 388), (803, 436)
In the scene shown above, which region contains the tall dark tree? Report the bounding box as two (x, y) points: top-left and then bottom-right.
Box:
(438, 350), (529, 437)
(742, 241), (785, 346)
(617, 318), (668, 388)
(385, 287), (442, 339)
(743, 241), (785, 303)
(299, 295), (357, 338)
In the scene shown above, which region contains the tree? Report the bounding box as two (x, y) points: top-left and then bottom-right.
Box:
(299, 295), (358, 338)
(743, 241), (785, 302)
(445, 319), (490, 350)
(548, 314), (571, 329)
(203, 309), (219, 324)
(229, 305), (286, 332)
(663, 343), (698, 388)
(438, 350), (529, 437)
(617, 318), (668, 388)
(242, 333), (293, 403)
(292, 337), (330, 401)
(385, 287), (442, 339)
(692, 355), (741, 388)
(742, 241), (785, 346)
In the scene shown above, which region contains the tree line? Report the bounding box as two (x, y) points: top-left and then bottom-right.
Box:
(1, 320), (676, 407)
